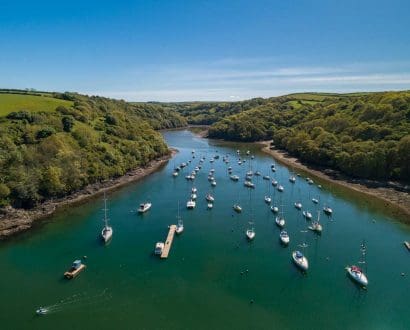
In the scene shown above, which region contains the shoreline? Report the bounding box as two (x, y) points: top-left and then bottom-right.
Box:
(258, 141), (410, 223)
(0, 150), (177, 240)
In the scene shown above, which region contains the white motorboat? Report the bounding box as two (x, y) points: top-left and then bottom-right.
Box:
(191, 193), (197, 200)
(280, 230), (290, 245)
(208, 176), (215, 182)
(246, 171), (253, 177)
(138, 202), (152, 213)
(289, 176), (296, 183)
(271, 167), (276, 172)
(255, 171), (261, 176)
(307, 179), (314, 185)
(246, 226), (255, 240)
(238, 161), (242, 165)
(271, 205), (279, 213)
(294, 202), (302, 210)
(207, 203), (213, 209)
(244, 181), (255, 188)
(292, 250), (309, 271)
(101, 193), (113, 243)
(263, 175), (270, 180)
(323, 206), (333, 215)
(186, 199), (196, 209)
(275, 216), (285, 228)
(36, 307), (48, 315)
(302, 211), (312, 220)
(155, 242), (164, 255)
(277, 185), (284, 192)
(246, 150), (250, 155)
(194, 166), (200, 172)
(264, 196), (272, 204)
(191, 187), (197, 193)
(172, 171), (178, 177)
(271, 180), (278, 186)
(251, 155), (255, 159)
(233, 204), (242, 213)
(230, 175), (240, 181)
(210, 168), (215, 173)
(206, 194), (215, 202)
(312, 198), (319, 204)
(346, 241), (368, 287)
(211, 180), (217, 187)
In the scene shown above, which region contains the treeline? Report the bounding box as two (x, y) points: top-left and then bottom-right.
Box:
(207, 92), (410, 182)
(0, 92), (186, 208)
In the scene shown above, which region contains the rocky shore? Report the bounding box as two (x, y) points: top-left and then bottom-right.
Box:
(0, 150), (176, 239)
(259, 141), (410, 223)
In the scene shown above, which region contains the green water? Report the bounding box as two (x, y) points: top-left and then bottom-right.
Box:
(1, 129), (409, 330)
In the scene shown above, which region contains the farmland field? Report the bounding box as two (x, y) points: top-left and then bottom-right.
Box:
(0, 93), (72, 116)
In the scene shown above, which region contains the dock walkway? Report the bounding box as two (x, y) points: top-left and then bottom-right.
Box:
(161, 225), (176, 259)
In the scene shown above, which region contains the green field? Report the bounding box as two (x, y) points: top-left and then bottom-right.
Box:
(0, 93), (73, 116)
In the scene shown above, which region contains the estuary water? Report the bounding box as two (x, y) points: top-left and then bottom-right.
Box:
(0, 129), (409, 330)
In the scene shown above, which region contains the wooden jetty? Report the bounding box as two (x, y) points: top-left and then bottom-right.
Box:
(161, 225), (177, 259)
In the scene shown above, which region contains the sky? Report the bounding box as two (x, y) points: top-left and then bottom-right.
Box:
(0, 0), (409, 101)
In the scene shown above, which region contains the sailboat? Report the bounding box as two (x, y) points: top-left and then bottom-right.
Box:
(289, 175), (296, 183)
(279, 230), (290, 245)
(323, 205), (333, 215)
(312, 198), (319, 204)
(308, 210), (323, 234)
(302, 210), (313, 220)
(246, 222), (255, 240)
(275, 203), (285, 228)
(101, 193), (112, 243)
(206, 193), (215, 202)
(292, 230), (309, 271)
(277, 185), (284, 192)
(294, 202), (302, 210)
(346, 241), (368, 287)
(176, 203), (184, 234)
(233, 204), (242, 212)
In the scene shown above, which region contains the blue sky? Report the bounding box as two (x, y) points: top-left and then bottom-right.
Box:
(1, 0), (409, 101)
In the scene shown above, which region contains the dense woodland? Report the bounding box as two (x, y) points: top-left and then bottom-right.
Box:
(206, 92), (410, 183)
(0, 92), (186, 208)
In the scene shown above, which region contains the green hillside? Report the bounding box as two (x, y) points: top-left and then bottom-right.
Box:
(0, 93), (73, 116)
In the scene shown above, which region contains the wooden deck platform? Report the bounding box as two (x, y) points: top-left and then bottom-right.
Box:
(161, 225), (176, 259)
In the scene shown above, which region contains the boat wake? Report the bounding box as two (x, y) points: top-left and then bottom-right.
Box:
(37, 289), (111, 315)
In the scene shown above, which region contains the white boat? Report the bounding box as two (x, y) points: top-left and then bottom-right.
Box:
(191, 187), (197, 193)
(280, 230), (290, 245)
(308, 211), (323, 233)
(186, 199), (196, 209)
(172, 171), (178, 177)
(244, 181), (255, 188)
(230, 175), (239, 181)
(208, 176), (215, 182)
(233, 204), (242, 213)
(185, 175), (193, 180)
(176, 204), (184, 234)
(206, 194), (215, 202)
(307, 179), (314, 185)
(271, 205), (279, 213)
(255, 171), (261, 176)
(210, 168), (215, 173)
(277, 185), (284, 192)
(263, 175), (270, 180)
(207, 203), (213, 209)
(346, 241), (368, 287)
(271, 180), (278, 186)
(289, 176), (296, 183)
(246, 171), (253, 177)
(312, 198), (319, 204)
(246, 150), (250, 155)
(238, 161), (242, 165)
(101, 193), (113, 243)
(155, 242), (164, 255)
(292, 250), (309, 271)
(264, 196), (272, 204)
(194, 166), (200, 172)
(302, 211), (312, 220)
(294, 202), (302, 210)
(211, 180), (217, 187)
(271, 167), (276, 172)
(138, 202), (152, 213)
(36, 307), (48, 315)
(190, 193), (197, 200)
(275, 216), (285, 228)
(246, 224), (255, 241)
(323, 206), (333, 215)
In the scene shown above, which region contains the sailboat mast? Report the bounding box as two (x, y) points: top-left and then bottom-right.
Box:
(103, 192), (108, 227)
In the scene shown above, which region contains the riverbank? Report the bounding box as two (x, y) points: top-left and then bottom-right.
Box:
(0, 150), (176, 239)
(259, 141), (410, 223)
